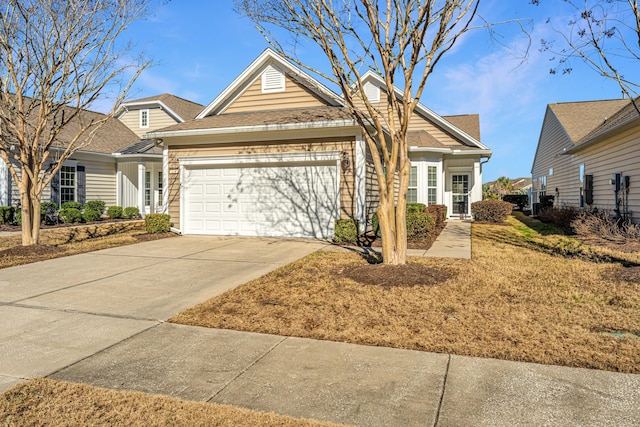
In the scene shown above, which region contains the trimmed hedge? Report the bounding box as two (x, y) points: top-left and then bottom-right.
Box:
(0, 206), (15, 224)
(471, 200), (513, 222)
(107, 206), (124, 219)
(537, 206), (579, 231)
(82, 209), (102, 223)
(123, 206), (140, 219)
(425, 204), (447, 228)
(61, 201), (82, 210)
(406, 202), (426, 214)
(407, 211), (435, 240)
(145, 213), (171, 233)
(540, 195), (554, 210)
(502, 194), (528, 210)
(333, 219), (359, 244)
(84, 200), (106, 216)
(59, 207), (82, 223)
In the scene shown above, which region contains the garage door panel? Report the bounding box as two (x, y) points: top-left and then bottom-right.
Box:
(185, 162), (338, 238)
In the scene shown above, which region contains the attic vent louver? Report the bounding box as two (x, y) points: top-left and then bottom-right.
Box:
(364, 81), (380, 102)
(262, 65), (285, 93)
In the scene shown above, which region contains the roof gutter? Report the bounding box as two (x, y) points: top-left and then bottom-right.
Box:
(145, 119), (361, 139)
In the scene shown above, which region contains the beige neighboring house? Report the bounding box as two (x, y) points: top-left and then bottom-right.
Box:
(0, 94), (204, 217)
(146, 49), (491, 238)
(531, 98), (640, 221)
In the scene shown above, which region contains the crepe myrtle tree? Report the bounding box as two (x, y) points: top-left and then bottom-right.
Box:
(533, 0), (640, 112)
(235, 0), (480, 265)
(0, 0), (151, 246)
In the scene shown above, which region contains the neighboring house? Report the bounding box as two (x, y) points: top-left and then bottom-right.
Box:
(147, 49), (491, 238)
(531, 98), (640, 221)
(0, 94), (204, 217)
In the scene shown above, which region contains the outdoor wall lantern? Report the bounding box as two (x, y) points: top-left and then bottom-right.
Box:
(341, 150), (351, 172)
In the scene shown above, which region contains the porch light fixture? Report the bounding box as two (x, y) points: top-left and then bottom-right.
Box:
(341, 151), (351, 172)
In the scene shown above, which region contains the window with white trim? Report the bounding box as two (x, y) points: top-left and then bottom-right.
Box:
(145, 170), (151, 206)
(60, 165), (76, 203)
(157, 171), (163, 207)
(407, 166), (418, 203)
(262, 66), (285, 93)
(140, 109), (149, 128)
(427, 166), (437, 205)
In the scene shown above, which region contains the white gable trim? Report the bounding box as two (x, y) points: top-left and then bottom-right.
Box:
(196, 48), (343, 119)
(116, 100), (186, 123)
(360, 71), (489, 151)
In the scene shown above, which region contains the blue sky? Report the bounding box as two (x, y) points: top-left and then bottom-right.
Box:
(116, 0), (640, 182)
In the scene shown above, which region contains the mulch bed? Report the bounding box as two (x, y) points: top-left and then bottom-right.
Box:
(355, 221), (446, 251)
(0, 244), (65, 258)
(0, 218), (139, 233)
(341, 263), (453, 288)
(609, 266), (640, 284)
(133, 232), (176, 242)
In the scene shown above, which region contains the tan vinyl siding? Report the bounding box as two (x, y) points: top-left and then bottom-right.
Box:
(223, 75), (328, 114)
(84, 158), (117, 206)
(167, 137), (356, 228)
(361, 89), (465, 147)
(576, 126), (640, 220)
(531, 108), (582, 207)
(365, 146), (380, 227)
(119, 107), (179, 138)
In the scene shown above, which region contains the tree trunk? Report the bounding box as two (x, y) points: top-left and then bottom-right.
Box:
(20, 178), (41, 246)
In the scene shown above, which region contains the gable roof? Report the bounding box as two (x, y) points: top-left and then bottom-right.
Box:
(359, 71), (488, 151)
(113, 139), (163, 156)
(565, 98), (640, 154)
(443, 114), (481, 142)
(196, 49), (343, 119)
(548, 98), (629, 142)
(118, 93), (204, 122)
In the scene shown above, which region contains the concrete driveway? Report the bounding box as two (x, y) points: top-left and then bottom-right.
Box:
(0, 235), (326, 391)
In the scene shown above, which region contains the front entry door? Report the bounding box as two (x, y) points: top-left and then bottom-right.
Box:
(452, 174), (469, 216)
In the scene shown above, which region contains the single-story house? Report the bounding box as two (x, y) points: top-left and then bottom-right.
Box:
(0, 94), (203, 216)
(147, 49), (491, 238)
(531, 98), (640, 221)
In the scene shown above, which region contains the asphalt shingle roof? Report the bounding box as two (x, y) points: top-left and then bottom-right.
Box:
(549, 99), (630, 142)
(125, 93), (204, 120)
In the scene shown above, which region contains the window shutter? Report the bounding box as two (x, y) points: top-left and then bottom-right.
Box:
(51, 168), (60, 205)
(77, 165), (86, 205)
(584, 174), (594, 205)
(261, 66), (285, 93)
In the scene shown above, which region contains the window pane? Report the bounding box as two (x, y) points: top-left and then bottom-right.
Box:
(409, 166), (417, 187)
(145, 171), (151, 206)
(428, 166), (437, 187)
(428, 188), (436, 205)
(407, 188), (417, 203)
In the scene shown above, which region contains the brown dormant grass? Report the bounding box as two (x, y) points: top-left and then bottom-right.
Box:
(0, 221), (173, 269)
(171, 215), (640, 373)
(0, 379), (342, 427)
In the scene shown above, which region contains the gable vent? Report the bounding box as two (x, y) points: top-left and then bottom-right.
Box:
(262, 65), (286, 93)
(364, 81), (380, 103)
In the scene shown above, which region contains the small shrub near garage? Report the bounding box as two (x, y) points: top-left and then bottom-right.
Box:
(107, 206), (124, 219)
(407, 211), (435, 240)
(471, 200), (513, 222)
(0, 206), (15, 224)
(61, 201), (82, 210)
(84, 200), (106, 216)
(123, 206), (140, 219)
(334, 219), (359, 244)
(145, 213), (171, 233)
(59, 207), (82, 223)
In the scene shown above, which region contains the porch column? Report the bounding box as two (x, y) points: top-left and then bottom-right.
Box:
(138, 161), (146, 218)
(162, 146), (169, 214)
(472, 160), (482, 207)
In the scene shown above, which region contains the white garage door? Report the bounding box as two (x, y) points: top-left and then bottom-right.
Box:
(184, 161), (339, 238)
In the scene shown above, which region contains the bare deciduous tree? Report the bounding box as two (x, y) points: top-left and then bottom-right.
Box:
(0, 0), (151, 245)
(235, 0), (480, 265)
(535, 0), (640, 111)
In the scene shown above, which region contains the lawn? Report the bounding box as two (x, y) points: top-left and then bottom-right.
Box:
(0, 221), (174, 269)
(0, 379), (342, 427)
(171, 213), (640, 373)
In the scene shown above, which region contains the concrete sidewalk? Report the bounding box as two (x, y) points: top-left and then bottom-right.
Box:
(409, 220), (471, 259)
(49, 323), (640, 427)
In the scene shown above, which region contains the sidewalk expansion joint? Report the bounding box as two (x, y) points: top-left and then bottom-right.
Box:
(207, 335), (288, 402)
(433, 354), (451, 427)
(7, 302), (162, 322)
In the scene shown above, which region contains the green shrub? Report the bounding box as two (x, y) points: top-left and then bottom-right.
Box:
(471, 200), (513, 222)
(123, 206), (140, 219)
(40, 202), (58, 214)
(40, 202), (59, 225)
(15, 209), (21, 226)
(539, 195), (554, 210)
(107, 206), (124, 219)
(84, 200), (106, 216)
(502, 194), (528, 210)
(82, 209), (102, 223)
(333, 219), (359, 244)
(61, 201), (82, 210)
(0, 206), (15, 224)
(425, 204), (447, 228)
(145, 213), (170, 233)
(59, 207), (82, 223)
(407, 211), (435, 240)
(406, 202), (426, 214)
